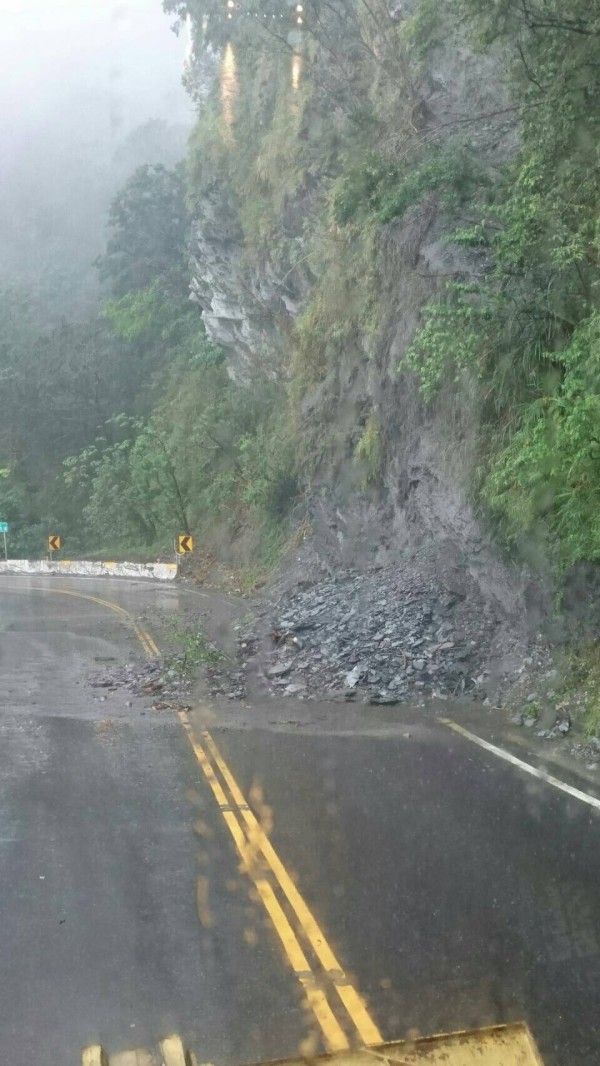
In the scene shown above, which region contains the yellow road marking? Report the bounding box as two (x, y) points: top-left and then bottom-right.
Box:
(18, 585), (158, 661)
(183, 712), (383, 1047)
(139, 628), (160, 658)
(202, 727), (383, 1046)
(178, 712), (349, 1053)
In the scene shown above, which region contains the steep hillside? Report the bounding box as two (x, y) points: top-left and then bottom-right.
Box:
(164, 5), (514, 588)
(167, 1), (599, 589)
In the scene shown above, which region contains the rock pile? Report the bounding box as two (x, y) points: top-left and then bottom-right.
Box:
(245, 567), (506, 704)
(89, 659), (194, 710)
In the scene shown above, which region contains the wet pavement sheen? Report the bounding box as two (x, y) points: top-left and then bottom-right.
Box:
(0, 576), (598, 1065)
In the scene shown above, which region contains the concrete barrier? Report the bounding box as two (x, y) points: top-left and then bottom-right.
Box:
(0, 560), (177, 581)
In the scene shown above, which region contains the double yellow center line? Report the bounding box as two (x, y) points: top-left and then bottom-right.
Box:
(25, 584), (382, 1052)
(178, 710), (383, 1052)
(25, 585), (160, 660)
(65, 590), (160, 659)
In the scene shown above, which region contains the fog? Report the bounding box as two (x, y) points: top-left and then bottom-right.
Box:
(0, 1), (193, 315)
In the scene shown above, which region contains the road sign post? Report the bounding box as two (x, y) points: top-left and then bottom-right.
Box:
(0, 521), (7, 561)
(175, 533), (194, 574)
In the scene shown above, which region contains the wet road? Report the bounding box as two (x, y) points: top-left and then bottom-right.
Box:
(0, 576), (305, 1065)
(0, 576), (599, 1065)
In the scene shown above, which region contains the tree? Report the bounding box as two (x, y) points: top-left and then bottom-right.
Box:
(96, 164), (190, 298)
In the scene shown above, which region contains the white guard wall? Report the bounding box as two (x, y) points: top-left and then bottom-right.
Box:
(0, 560), (177, 581)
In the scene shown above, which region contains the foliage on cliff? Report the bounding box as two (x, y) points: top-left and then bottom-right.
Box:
(171, 0), (600, 575)
(404, 0), (600, 568)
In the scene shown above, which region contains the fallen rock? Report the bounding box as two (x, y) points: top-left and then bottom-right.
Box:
(344, 664), (364, 688)
(284, 682), (307, 695)
(266, 661), (293, 679)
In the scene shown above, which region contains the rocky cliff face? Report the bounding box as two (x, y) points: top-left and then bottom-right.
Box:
(296, 201), (531, 622)
(189, 190), (302, 383)
(188, 23), (533, 624)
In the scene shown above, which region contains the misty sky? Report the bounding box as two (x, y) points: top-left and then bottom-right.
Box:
(0, 1), (192, 146)
(0, 1), (194, 310)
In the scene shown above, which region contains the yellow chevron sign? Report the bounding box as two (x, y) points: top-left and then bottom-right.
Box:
(177, 534), (194, 554)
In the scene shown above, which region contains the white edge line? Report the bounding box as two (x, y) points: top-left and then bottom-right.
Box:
(441, 718), (600, 813)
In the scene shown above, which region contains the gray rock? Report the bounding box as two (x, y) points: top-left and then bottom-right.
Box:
(267, 661), (293, 678)
(388, 674), (405, 689)
(344, 664), (364, 688)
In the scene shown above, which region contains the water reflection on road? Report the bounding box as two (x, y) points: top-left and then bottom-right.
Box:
(218, 43), (302, 136)
(220, 41), (238, 138)
(292, 52), (302, 91)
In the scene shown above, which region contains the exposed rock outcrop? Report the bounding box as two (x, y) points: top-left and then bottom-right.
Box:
(189, 190), (300, 382)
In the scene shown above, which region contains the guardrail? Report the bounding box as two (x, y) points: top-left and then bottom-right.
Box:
(0, 560), (177, 580)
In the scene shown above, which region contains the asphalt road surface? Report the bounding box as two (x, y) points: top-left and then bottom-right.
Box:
(0, 575), (599, 1065)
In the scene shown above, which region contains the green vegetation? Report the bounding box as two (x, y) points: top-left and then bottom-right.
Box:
(554, 644), (600, 738)
(96, 164), (189, 298)
(164, 616), (227, 677)
(0, 159), (295, 559)
(355, 413), (383, 486)
(482, 315), (600, 570)
(332, 142), (481, 228)
(402, 0), (600, 573)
